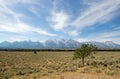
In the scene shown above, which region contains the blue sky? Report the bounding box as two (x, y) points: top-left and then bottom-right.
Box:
(0, 0), (120, 43)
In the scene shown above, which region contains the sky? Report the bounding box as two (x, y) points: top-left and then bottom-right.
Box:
(0, 0), (120, 43)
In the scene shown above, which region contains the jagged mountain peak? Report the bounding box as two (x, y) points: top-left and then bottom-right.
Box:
(104, 41), (115, 44)
(0, 39), (120, 49)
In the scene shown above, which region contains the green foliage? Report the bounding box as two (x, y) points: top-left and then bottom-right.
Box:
(73, 44), (97, 59)
(73, 44), (97, 66)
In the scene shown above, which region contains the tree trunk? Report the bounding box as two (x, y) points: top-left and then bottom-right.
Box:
(82, 56), (84, 67)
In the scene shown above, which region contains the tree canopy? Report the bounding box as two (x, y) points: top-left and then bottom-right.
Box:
(73, 44), (97, 66)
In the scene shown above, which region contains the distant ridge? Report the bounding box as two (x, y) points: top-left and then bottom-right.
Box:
(0, 39), (120, 49)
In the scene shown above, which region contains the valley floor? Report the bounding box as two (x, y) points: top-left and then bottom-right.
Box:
(40, 72), (120, 79)
(0, 51), (120, 79)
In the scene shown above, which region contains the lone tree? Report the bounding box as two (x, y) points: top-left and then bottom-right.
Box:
(73, 44), (97, 67)
(33, 51), (37, 54)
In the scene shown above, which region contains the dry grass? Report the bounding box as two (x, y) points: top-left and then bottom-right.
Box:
(40, 72), (119, 79)
(0, 51), (120, 79)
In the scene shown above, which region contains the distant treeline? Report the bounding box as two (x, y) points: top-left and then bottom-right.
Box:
(97, 49), (120, 51)
(0, 48), (75, 52)
(0, 48), (120, 52)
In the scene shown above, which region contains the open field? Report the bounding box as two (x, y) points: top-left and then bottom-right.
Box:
(0, 51), (120, 79)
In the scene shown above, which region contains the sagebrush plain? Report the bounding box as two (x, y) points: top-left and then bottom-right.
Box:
(0, 51), (120, 79)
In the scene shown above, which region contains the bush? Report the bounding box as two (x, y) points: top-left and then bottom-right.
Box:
(80, 67), (92, 73)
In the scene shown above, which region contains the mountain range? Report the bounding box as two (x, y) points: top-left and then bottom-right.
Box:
(0, 39), (120, 49)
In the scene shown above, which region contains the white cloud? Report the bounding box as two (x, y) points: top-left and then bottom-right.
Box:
(68, 31), (79, 36)
(0, 22), (56, 36)
(49, 11), (70, 31)
(0, 0), (56, 37)
(99, 31), (120, 38)
(72, 0), (120, 30)
(114, 26), (120, 30)
(0, 0), (120, 43)
(0, 0), (38, 6)
(30, 7), (40, 16)
(35, 27), (56, 36)
(76, 30), (120, 44)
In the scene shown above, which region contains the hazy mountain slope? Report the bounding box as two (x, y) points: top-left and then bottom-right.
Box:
(0, 39), (120, 49)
